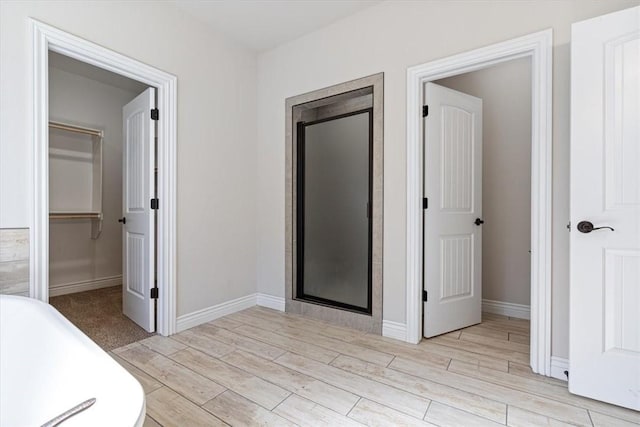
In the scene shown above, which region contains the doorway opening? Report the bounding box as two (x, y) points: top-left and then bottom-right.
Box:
(419, 57), (533, 363)
(31, 19), (178, 337)
(429, 56), (532, 328)
(405, 29), (552, 376)
(47, 52), (155, 350)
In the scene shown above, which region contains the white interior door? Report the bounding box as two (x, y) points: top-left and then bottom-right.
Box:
(423, 82), (483, 338)
(570, 6), (640, 410)
(122, 88), (155, 333)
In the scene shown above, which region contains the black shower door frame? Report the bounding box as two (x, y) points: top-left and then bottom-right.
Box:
(295, 108), (374, 315)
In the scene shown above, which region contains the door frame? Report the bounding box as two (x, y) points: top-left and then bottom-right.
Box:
(30, 19), (178, 336)
(405, 29), (553, 375)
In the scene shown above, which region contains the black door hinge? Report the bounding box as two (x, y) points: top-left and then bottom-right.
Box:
(150, 287), (159, 299)
(422, 105), (429, 117)
(423, 290), (428, 302)
(151, 108), (159, 121)
(150, 198), (159, 210)
(423, 197), (428, 209)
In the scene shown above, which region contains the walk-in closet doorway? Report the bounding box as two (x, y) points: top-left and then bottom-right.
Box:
(47, 52), (158, 349)
(31, 20), (178, 339)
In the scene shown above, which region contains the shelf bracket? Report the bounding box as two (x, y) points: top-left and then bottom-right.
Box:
(90, 213), (103, 240)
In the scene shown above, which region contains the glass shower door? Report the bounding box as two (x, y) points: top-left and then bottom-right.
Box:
(296, 109), (372, 313)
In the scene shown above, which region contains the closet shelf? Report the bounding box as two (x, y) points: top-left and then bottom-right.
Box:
(49, 212), (102, 220)
(49, 120), (104, 239)
(49, 121), (103, 138)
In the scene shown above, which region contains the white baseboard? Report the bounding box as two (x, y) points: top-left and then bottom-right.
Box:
(176, 293), (257, 332)
(256, 293), (285, 311)
(550, 356), (569, 381)
(49, 275), (122, 297)
(482, 299), (530, 320)
(382, 320), (407, 341)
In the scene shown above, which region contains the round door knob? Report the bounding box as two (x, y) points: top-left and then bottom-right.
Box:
(474, 218), (484, 226)
(118, 217), (126, 224)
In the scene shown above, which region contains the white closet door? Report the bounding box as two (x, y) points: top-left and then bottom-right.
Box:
(122, 88), (155, 333)
(423, 83), (483, 338)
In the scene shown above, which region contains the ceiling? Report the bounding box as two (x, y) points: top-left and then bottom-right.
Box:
(170, 0), (381, 52)
(48, 2), (382, 89)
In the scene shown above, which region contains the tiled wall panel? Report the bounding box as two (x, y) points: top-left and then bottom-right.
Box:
(0, 229), (29, 296)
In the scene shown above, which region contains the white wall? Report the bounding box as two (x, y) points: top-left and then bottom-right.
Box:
(436, 58), (532, 306)
(255, 0), (639, 359)
(48, 64), (142, 291)
(0, 1), (258, 316)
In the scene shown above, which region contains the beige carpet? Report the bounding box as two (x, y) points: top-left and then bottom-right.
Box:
(50, 285), (154, 351)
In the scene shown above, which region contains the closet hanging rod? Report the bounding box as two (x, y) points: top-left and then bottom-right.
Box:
(49, 121), (103, 138)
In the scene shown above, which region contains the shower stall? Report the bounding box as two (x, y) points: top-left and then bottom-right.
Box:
(285, 74), (383, 333)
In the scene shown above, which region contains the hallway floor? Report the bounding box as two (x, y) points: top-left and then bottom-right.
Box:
(111, 307), (640, 426)
(50, 285), (154, 351)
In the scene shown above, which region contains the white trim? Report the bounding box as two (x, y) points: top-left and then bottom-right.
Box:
(49, 275), (122, 297)
(30, 19), (178, 335)
(176, 294), (257, 332)
(482, 299), (531, 320)
(550, 356), (569, 382)
(406, 29), (553, 376)
(256, 293), (285, 312)
(382, 320), (407, 342)
(177, 293), (286, 332)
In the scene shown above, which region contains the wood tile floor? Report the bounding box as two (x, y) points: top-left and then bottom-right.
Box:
(110, 307), (640, 427)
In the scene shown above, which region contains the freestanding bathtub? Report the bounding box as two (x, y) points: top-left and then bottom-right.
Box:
(0, 295), (145, 426)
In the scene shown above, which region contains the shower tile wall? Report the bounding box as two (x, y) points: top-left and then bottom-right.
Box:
(0, 229), (29, 296)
